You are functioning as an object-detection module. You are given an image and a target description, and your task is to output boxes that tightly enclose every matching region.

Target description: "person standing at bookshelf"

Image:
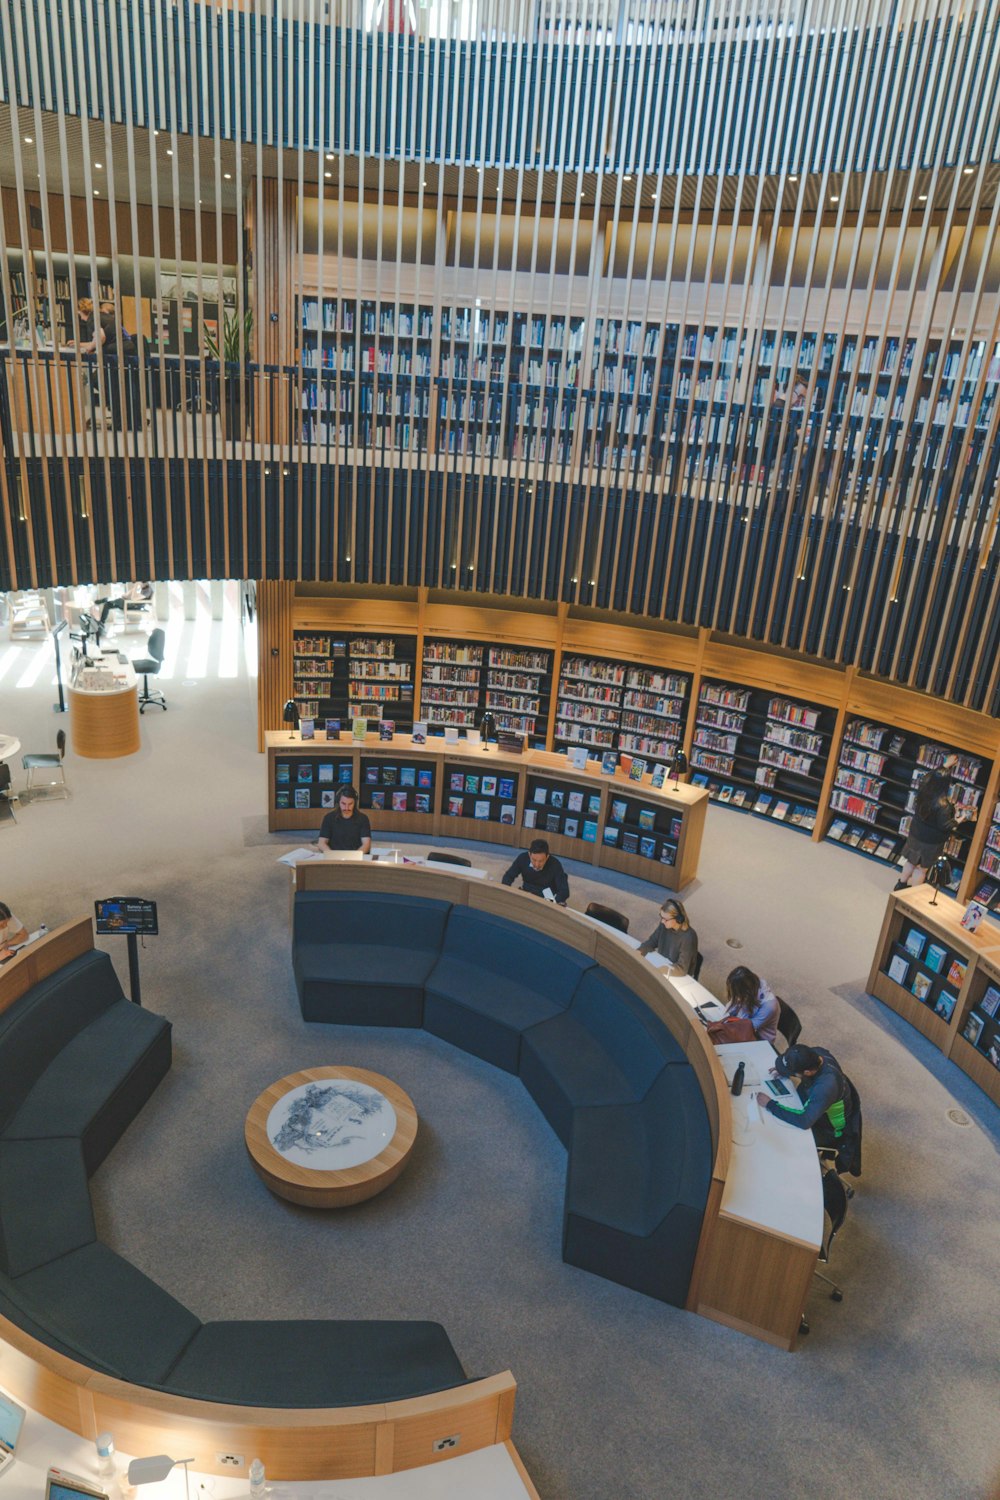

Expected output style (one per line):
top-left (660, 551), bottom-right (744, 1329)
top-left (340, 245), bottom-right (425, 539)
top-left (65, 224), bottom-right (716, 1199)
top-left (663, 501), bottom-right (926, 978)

top-left (896, 757), bottom-right (971, 891)
top-left (637, 898), bottom-right (699, 975)
top-left (501, 839), bottom-right (570, 905)
top-left (318, 785), bottom-right (372, 854)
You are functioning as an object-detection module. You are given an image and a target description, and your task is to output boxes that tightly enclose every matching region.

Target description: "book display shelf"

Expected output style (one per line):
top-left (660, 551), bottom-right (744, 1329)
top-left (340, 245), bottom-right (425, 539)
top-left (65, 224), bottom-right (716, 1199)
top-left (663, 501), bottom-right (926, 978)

top-left (619, 666), bottom-right (690, 760)
top-left (264, 733), bottom-right (708, 889)
top-left (443, 761), bottom-right (521, 844)
top-left (419, 640), bottom-right (487, 734)
top-left (291, 631), bottom-right (348, 722)
top-left (485, 647), bottom-right (552, 748)
top-left (348, 636), bottom-right (417, 734)
top-left (690, 680), bottom-right (834, 833)
top-left (868, 886), bottom-right (1000, 1106)
top-left (553, 655), bottom-right (691, 761)
top-left (523, 772), bottom-right (604, 857)
top-left (970, 796), bottom-right (1000, 916)
top-left (826, 722), bottom-right (988, 888)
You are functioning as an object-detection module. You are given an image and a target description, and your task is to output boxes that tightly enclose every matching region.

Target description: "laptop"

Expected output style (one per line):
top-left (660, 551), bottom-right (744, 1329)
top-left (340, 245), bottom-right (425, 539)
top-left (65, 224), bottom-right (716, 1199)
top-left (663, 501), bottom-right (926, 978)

top-left (319, 848), bottom-right (366, 862)
top-left (0, 1392), bottom-right (26, 1477)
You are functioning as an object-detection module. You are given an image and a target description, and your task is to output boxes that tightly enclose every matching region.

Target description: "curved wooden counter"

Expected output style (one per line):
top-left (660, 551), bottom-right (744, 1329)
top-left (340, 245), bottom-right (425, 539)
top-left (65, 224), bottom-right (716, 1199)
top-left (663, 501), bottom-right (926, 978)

top-left (69, 663), bottom-right (141, 759)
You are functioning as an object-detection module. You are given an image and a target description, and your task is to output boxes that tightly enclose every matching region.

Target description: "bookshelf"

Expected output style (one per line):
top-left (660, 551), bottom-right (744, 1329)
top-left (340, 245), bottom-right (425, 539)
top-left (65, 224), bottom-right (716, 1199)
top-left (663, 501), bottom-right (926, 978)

top-left (359, 754), bottom-right (436, 827)
top-left (291, 630), bottom-right (348, 723)
top-left (620, 666), bottom-right (690, 759)
top-left (523, 772), bottom-right (604, 857)
top-left (485, 647), bottom-right (552, 747)
top-left (600, 788), bottom-right (687, 883)
top-left (690, 680), bottom-right (834, 832)
top-left (348, 636), bottom-right (416, 734)
top-left (443, 761), bottom-right (521, 844)
top-left (272, 749), bottom-right (355, 820)
top-left (554, 656), bottom-right (625, 755)
top-left (419, 639), bottom-right (486, 734)
top-left (970, 796), bottom-right (1000, 915)
top-left (868, 886), bottom-right (1000, 1106)
top-left (826, 720), bottom-right (988, 888)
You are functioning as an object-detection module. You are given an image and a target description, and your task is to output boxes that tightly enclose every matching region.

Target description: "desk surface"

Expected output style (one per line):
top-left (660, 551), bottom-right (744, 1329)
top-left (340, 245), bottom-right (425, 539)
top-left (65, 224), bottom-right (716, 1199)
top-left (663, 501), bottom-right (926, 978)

top-left (69, 655), bottom-right (138, 695)
top-left (0, 734), bottom-right (21, 762)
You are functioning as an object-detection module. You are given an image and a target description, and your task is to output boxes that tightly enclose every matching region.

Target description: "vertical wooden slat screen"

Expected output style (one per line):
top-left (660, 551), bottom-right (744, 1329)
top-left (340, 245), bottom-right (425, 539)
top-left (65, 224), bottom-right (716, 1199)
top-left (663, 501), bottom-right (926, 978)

top-left (1, 0), bottom-right (1000, 716)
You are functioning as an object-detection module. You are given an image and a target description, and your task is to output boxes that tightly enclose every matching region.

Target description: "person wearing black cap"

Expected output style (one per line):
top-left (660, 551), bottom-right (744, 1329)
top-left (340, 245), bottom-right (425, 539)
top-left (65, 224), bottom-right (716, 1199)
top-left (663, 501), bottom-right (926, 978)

top-left (756, 1044), bottom-right (852, 1150)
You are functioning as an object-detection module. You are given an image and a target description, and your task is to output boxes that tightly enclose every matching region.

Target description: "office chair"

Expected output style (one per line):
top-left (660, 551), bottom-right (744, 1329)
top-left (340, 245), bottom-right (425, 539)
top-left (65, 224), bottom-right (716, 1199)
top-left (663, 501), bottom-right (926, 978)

top-left (692, 950), bottom-right (704, 981)
top-left (22, 730), bottom-right (69, 800)
top-left (427, 851), bottom-right (472, 867)
top-left (777, 997), bottom-right (802, 1049)
top-left (0, 762), bottom-right (17, 823)
top-left (133, 628), bottom-right (167, 711)
top-left (584, 901), bottom-right (630, 934)
top-left (818, 1075), bottom-right (863, 1185)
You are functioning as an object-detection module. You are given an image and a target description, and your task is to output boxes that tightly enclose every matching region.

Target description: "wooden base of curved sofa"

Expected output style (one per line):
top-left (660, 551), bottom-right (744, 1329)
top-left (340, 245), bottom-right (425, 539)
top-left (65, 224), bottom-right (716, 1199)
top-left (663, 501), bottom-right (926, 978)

top-left (0, 1314), bottom-right (516, 1481)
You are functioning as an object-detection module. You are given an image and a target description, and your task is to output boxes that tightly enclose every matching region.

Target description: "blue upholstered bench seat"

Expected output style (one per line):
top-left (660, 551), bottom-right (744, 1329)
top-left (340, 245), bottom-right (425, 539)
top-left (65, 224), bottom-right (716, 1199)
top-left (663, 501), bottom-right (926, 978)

top-left (520, 967), bottom-right (685, 1146)
top-left (423, 907), bottom-right (596, 1072)
top-left (562, 1067), bottom-right (713, 1306)
top-left (0, 1138), bottom-right (95, 1278)
top-left (293, 892), bottom-right (452, 1025)
top-left (163, 1320), bottom-right (467, 1408)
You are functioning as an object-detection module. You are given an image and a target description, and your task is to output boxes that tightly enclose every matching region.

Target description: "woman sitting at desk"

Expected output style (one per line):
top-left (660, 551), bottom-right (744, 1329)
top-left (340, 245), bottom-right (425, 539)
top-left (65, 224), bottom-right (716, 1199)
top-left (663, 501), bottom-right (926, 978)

top-left (317, 785), bottom-right (371, 854)
top-left (637, 898), bottom-right (698, 975)
top-left (0, 902), bottom-right (29, 961)
top-left (721, 965), bottom-right (780, 1044)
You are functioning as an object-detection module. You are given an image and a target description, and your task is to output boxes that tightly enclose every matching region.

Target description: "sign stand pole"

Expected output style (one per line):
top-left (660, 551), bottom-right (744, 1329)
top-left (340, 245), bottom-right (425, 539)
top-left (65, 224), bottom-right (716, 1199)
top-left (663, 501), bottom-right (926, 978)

top-left (126, 932), bottom-right (142, 1006)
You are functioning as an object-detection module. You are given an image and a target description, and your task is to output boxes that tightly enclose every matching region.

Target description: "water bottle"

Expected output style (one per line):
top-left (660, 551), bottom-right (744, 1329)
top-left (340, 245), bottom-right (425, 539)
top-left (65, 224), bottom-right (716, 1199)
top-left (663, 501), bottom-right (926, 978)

top-left (96, 1434), bottom-right (116, 1479)
top-left (731, 1061), bottom-right (745, 1097)
top-left (249, 1460), bottom-right (266, 1499)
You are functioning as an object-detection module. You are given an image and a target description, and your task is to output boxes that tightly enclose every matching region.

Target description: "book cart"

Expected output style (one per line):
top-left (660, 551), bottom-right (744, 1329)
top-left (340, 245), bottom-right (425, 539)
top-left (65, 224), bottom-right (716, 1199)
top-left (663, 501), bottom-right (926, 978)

top-left (867, 885), bottom-right (1000, 1106)
top-left (265, 733), bottom-right (708, 891)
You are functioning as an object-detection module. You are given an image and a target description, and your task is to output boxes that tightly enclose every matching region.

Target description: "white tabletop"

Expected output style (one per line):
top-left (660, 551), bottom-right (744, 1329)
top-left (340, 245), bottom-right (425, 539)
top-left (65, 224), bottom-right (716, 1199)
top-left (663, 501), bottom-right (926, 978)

top-left (0, 735), bottom-right (21, 763)
top-left (2, 1401), bottom-right (534, 1500)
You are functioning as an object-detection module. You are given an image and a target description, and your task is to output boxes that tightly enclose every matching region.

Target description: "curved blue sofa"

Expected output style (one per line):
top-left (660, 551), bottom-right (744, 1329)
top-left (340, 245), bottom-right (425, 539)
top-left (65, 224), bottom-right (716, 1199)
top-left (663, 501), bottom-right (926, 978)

top-left (0, 943), bottom-right (466, 1407)
top-left (293, 888), bottom-right (713, 1308)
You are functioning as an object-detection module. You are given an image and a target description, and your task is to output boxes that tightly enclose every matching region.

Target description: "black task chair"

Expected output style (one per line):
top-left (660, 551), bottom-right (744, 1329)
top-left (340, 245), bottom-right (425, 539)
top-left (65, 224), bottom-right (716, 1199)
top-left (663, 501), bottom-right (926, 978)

top-left (584, 901), bottom-right (630, 934)
top-left (426, 851), bottom-right (471, 867)
top-left (776, 997), bottom-right (802, 1049)
top-left (799, 1167), bottom-right (849, 1335)
top-left (22, 729), bottom-right (68, 800)
top-left (692, 949), bottom-right (704, 981)
top-left (818, 1076), bottom-right (863, 1183)
top-left (133, 628), bottom-right (167, 712)
top-left (0, 762), bottom-right (18, 823)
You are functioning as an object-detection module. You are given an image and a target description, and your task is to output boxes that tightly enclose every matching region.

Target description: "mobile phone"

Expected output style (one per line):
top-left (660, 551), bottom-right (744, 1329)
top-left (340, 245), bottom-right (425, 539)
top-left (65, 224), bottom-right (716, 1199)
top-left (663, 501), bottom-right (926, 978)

top-left (765, 1077), bottom-right (791, 1097)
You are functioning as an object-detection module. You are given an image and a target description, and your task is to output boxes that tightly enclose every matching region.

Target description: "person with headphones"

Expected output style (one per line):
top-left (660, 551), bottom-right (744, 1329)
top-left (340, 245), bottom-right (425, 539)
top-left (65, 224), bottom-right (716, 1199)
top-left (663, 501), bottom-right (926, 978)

top-left (637, 898), bottom-right (699, 975)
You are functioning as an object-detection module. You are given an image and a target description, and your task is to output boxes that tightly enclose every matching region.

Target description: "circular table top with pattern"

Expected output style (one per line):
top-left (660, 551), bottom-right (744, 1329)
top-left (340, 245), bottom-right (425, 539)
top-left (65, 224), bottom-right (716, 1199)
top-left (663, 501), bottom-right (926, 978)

top-left (244, 1066), bottom-right (418, 1208)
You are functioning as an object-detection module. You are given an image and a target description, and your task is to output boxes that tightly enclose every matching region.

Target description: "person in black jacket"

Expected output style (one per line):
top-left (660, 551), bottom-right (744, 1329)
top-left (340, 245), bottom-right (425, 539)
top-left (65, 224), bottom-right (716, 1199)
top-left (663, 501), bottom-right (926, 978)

top-left (895, 758), bottom-right (972, 890)
top-left (501, 839), bottom-right (569, 905)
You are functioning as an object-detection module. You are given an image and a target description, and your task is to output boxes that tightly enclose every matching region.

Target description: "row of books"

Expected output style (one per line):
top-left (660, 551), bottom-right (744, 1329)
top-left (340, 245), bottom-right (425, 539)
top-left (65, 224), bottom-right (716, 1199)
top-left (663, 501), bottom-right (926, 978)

top-left (364, 790), bottom-right (433, 813)
top-left (277, 787), bottom-right (353, 809)
top-left (961, 984), bottom-right (1000, 1071)
top-left (363, 764), bottom-right (435, 788)
top-left (445, 797), bottom-right (516, 822)
top-left (691, 773), bottom-right (818, 827)
top-left (827, 818), bottom-right (900, 861)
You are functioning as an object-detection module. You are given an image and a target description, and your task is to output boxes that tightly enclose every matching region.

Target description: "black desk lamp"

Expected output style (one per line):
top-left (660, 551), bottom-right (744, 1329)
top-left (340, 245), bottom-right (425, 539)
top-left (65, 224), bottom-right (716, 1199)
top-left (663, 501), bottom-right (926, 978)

top-left (283, 698), bottom-right (299, 739)
top-left (479, 709), bottom-right (498, 750)
top-left (669, 747), bottom-right (688, 784)
top-left (927, 855), bottom-right (952, 906)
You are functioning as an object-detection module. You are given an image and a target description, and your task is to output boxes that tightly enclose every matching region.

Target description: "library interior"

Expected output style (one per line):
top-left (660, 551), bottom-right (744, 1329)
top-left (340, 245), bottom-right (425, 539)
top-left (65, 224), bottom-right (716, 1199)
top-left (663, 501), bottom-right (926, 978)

top-left (1, 1), bottom-right (1000, 1497)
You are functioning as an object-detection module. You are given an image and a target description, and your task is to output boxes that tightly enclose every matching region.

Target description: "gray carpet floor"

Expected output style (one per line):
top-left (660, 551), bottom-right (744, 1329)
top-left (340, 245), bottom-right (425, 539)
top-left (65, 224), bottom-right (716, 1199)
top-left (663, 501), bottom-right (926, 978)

top-left (4, 597), bottom-right (999, 1500)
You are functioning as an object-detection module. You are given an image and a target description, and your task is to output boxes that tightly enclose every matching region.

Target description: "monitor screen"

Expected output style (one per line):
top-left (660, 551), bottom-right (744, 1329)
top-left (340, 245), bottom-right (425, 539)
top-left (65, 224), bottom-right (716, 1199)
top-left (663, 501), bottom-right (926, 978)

top-left (94, 898), bottom-right (158, 936)
top-left (0, 1393), bottom-right (25, 1458)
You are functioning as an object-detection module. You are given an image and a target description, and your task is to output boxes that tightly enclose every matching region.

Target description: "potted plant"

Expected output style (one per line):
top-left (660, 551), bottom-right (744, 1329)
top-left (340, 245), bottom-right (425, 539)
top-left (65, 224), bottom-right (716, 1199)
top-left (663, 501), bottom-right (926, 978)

top-left (204, 307), bottom-right (254, 436)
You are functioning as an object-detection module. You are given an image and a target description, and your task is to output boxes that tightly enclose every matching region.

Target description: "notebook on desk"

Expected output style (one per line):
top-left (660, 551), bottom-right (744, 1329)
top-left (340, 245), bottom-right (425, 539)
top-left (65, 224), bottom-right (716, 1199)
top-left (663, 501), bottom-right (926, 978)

top-left (0, 1391), bottom-right (26, 1477)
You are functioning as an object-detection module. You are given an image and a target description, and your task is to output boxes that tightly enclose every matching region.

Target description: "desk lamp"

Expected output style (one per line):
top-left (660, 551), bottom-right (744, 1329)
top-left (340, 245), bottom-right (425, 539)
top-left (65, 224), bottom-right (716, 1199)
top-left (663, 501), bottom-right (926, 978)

top-left (927, 855), bottom-right (952, 906)
top-left (669, 747), bottom-right (688, 784)
top-left (283, 699), bottom-right (299, 739)
top-left (127, 1456), bottom-right (195, 1500)
top-left (479, 709), bottom-right (498, 751)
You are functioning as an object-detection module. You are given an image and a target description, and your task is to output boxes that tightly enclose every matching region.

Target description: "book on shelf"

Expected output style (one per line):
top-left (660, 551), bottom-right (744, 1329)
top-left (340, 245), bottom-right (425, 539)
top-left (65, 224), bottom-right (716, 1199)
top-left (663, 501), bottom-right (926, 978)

top-left (844, 828), bottom-right (863, 847)
top-left (602, 825), bottom-right (619, 845)
top-left (563, 817), bottom-right (579, 838)
top-left (568, 790), bottom-right (584, 813)
top-left (382, 766), bottom-right (398, 786)
top-left (400, 767), bottom-right (416, 787)
top-left (474, 800), bottom-right (491, 820)
top-left (499, 778), bottom-right (515, 799)
top-left (911, 972), bottom-right (933, 1003)
top-left (500, 803), bottom-right (516, 825)
top-left (523, 808), bottom-right (537, 828)
top-left (924, 943), bottom-right (948, 974)
top-left (980, 985), bottom-right (1000, 1019)
top-left (567, 746), bottom-right (589, 770)
top-left (379, 720), bottom-right (395, 740)
top-left (858, 832), bottom-right (879, 854)
top-left (352, 717), bottom-right (368, 742)
top-left (659, 843), bottom-right (677, 865)
top-left (337, 764), bottom-right (353, 783)
top-left (533, 785), bottom-right (548, 805)
top-left (753, 792), bottom-right (772, 813)
top-left (276, 764), bottom-right (290, 785)
top-left (370, 790), bottom-right (386, 810)
top-left (934, 989), bottom-right (958, 1022)
top-left (875, 837), bottom-right (898, 860)
top-left (411, 720), bottom-right (427, 745)
top-left (639, 836), bottom-right (656, 858)
top-left (449, 772), bottom-right (465, 791)
top-left (947, 957), bottom-right (968, 986)
top-left (391, 791), bottom-right (408, 812)
top-left (628, 757), bottom-right (647, 782)
top-left (294, 788), bottom-right (311, 808)
top-left (320, 789), bottom-right (337, 808)
top-left (497, 730), bottom-right (525, 755)
top-left (582, 820), bottom-right (598, 842)
top-left (962, 1011), bottom-right (985, 1046)
top-left (588, 794), bottom-right (601, 815)
top-left (447, 796), bottom-right (464, 816)
top-left (651, 763), bottom-right (667, 788)
top-left (300, 719), bottom-right (315, 741)
top-left (638, 808), bottom-right (656, 831)
top-left (601, 751), bottom-right (618, 775)
top-left (482, 775), bottom-right (498, 796)
top-left (771, 800), bottom-right (790, 821)
top-left (621, 831), bottom-right (639, 854)
top-left (551, 789), bottom-right (566, 810)
top-left (444, 727), bottom-right (460, 744)
top-left (316, 763), bottom-right (334, 785)
top-left (364, 765), bottom-right (379, 785)
top-left (297, 764), bottom-right (314, 784)
top-left (275, 791), bottom-right (290, 809)
top-left (718, 785), bottom-right (734, 804)
top-left (904, 928), bottom-right (926, 959)
top-left (545, 813), bottom-right (561, 833)
top-left (418, 769), bottom-right (433, 789)
top-left (415, 792), bottom-right (431, 814)
top-left (465, 774), bottom-right (480, 794)
top-left (887, 954), bottom-right (910, 985)
top-left (960, 900), bottom-right (988, 933)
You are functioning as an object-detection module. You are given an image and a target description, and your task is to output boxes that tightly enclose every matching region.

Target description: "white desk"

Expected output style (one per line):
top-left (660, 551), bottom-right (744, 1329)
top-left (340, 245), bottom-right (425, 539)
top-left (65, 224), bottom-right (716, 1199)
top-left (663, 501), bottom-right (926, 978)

top-left (0, 1402), bottom-right (536, 1500)
top-left (0, 734), bottom-right (21, 763)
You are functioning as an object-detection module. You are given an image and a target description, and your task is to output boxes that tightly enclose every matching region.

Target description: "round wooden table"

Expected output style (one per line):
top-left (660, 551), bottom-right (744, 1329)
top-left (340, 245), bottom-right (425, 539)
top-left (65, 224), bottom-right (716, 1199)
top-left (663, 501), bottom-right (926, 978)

top-left (244, 1066), bottom-right (418, 1208)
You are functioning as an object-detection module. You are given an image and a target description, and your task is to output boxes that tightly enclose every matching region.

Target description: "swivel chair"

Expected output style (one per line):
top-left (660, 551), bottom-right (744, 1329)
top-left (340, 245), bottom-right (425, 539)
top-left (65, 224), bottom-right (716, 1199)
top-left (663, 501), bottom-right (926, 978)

top-left (427, 851), bottom-right (472, 867)
top-left (692, 950), bottom-right (704, 981)
top-left (0, 762), bottom-right (17, 823)
top-left (777, 997), bottom-right (802, 1049)
top-left (799, 1167), bottom-right (849, 1334)
top-left (584, 901), bottom-right (629, 934)
top-left (133, 628), bottom-right (167, 712)
top-left (22, 729), bottom-right (68, 800)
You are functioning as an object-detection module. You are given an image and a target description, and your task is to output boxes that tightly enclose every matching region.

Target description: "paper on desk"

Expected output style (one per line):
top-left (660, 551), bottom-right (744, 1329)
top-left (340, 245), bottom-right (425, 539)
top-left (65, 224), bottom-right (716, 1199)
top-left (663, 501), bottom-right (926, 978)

top-left (276, 847), bottom-right (321, 867)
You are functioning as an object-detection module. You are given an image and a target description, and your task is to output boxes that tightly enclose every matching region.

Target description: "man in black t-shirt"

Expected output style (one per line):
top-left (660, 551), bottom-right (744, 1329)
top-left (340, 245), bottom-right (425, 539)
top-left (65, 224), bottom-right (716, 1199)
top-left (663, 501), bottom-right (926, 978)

top-left (318, 785), bottom-right (372, 853)
top-left (501, 839), bottom-right (570, 905)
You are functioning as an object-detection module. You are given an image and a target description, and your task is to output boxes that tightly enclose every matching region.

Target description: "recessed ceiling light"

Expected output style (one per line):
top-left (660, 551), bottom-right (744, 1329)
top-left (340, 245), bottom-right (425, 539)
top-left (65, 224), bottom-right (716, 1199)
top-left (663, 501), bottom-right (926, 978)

top-left (154, 130), bottom-right (159, 136)
top-left (93, 189), bottom-right (99, 196)
top-left (224, 172), bottom-right (231, 180)
top-left (166, 148), bottom-right (173, 156)
top-left (24, 136), bottom-right (32, 144)
top-left (325, 152), bottom-right (334, 161)
top-left (963, 165), bottom-right (974, 175)
top-left (95, 162), bottom-right (103, 169)
top-left (788, 174), bottom-right (798, 182)
top-left (422, 179), bottom-right (427, 187)
top-left (919, 192), bottom-right (927, 201)
top-left (830, 194), bottom-right (839, 202)
top-left (623, 175), bottom-right (631, 182)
